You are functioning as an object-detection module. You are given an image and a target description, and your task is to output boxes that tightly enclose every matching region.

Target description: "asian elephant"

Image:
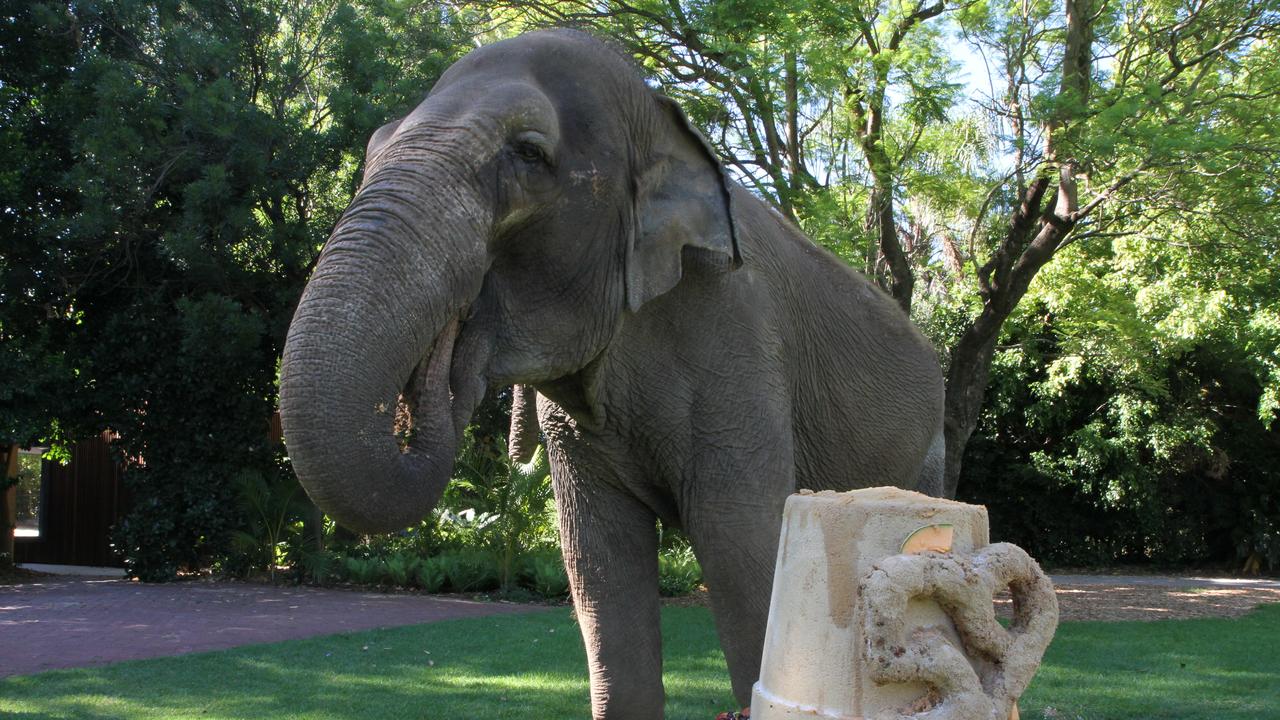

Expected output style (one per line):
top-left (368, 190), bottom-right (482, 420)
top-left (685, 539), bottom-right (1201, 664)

top-left (279, 29), bottom-right (944, 720)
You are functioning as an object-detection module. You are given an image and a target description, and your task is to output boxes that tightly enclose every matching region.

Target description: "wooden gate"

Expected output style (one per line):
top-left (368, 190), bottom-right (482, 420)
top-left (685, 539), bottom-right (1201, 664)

top-left (14, 433), bottom-right (128, 568)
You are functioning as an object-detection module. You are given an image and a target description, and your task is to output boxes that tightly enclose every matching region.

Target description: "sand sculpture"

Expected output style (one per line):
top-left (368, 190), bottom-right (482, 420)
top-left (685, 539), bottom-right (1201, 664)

top-left (752, 487), bottom-right (1058, 720)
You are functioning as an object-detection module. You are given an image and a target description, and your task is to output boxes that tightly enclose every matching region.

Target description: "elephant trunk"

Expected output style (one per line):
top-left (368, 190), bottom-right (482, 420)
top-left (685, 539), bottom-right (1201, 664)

top-left (279, 167), bottom-right (491, 534)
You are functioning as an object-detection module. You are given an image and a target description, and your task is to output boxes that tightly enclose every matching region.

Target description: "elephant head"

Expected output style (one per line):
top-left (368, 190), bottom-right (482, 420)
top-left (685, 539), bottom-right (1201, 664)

top-left (278, 30), bottom-right (739, 533)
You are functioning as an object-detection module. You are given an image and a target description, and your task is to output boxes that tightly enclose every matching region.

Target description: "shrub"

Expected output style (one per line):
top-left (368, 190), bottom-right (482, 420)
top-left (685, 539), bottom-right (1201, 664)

top-left (358, 521), bottom-right (440, 560)
top-left (108, 296), bottom-right (282, 582)
top-left (416, 557), bottom-right (448, 593)
top-left (293, 548), bottom-right (339, 585)
top-left (437, 549), bottom-right (500, 592)
top-left (226, 461), bottom-right (305, 580)
top-left (384, 553), bottom-right (421, 588)
top-left (442, 423), bottom-right (559, 591)
top-left (434, 507), bottom-right (499, 549)
top-left (526, 551), bottom-right (570, 598)
top-left (959, 319), bottom-right (1280, 571)
top-left (343, 556), bottom-right (385, 585)
top-left (658, 545), bottom-right (703, 597)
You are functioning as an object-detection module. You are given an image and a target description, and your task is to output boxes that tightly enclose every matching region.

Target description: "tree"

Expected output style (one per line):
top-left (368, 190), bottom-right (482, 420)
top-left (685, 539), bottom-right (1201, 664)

top-left (939, 0), bottom-right (1280, 496)
top-left (956, 100), bottom-right (1280, 567)
top-left (0, 0), bottom-right (466, 578)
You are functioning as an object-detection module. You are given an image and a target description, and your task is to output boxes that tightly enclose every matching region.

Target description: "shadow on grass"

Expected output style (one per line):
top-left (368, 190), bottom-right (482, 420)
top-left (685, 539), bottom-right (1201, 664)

top-left (0, 606), bottom-right (735, 720)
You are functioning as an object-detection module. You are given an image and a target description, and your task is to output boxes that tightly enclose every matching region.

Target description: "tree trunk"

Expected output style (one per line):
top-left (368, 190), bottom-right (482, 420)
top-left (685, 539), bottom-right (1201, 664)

top-left (941, 320), bottom-right (1002, 498)
top-left (1, 445), bottom-right (18, 561)
top-left (868, 171), bottom-right (912, 313)
top-left (854, 93), bottom-right (912, 314)
top-left (941, 177), bottom-right (1071, 497)
top-left (942, 0), bottom-right (1095, 497)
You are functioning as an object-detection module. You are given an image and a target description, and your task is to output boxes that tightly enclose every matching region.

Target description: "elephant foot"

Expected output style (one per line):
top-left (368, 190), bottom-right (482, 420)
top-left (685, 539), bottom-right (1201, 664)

top-left (714, 707), bottom-right (750, 720)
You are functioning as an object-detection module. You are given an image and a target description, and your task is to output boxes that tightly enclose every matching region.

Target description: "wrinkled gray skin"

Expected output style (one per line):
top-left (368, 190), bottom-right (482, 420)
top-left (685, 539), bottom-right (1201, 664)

top-left (279, 29), bottom-right (944, 719)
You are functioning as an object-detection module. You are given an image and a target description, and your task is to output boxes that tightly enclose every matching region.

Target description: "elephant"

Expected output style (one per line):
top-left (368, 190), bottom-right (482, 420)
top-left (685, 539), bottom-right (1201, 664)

top-left (278, 29), bottom-right (944, 719)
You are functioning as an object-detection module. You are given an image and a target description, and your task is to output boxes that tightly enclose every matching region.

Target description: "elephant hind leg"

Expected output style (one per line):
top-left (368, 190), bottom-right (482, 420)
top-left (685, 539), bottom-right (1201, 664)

top-left (915, 428), bottom-right (945, 497)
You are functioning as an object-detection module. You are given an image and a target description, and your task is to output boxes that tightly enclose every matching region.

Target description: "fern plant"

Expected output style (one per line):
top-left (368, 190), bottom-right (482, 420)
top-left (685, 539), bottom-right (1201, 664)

top-left (658, 545), bottom-right (703, 597)
top-left (343, 556), bottom-right (385, 585)
top-left (437, 549), bottom-right (500, 592)
top-left (229, 464), bottom-right (302, 580)
top-left (384, 552), bottom-right (421, 587)
top-left (529, 552), bottom-right (570, 597)
top-left (416, 556), bottom-right (448, 592)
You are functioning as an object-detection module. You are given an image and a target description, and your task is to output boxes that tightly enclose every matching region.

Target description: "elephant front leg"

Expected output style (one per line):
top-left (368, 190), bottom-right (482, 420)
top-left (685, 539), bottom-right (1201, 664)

top-left (552, 468), bottom-right (664, 719)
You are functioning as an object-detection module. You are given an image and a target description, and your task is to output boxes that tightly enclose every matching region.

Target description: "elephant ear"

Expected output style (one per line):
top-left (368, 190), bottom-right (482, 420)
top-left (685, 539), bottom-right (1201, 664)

top-left (626, 95), bottom-right (741, 312)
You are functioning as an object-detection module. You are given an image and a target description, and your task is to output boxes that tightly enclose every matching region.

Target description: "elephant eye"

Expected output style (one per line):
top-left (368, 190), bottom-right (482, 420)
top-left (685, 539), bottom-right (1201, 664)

top-left (512, 141), bottom-right (548, 165)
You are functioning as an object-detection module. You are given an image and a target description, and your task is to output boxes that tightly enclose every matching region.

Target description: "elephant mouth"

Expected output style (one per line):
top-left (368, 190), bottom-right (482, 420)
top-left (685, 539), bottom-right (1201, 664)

top-left (398, 315), bottom-right (462, 450)
top-left (397, 303), bottom-right (490, 453)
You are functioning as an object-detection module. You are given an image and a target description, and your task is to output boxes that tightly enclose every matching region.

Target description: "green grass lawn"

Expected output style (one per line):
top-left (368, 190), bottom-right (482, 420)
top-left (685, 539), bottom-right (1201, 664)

top-left (2, 604), bottom-right (1277, 719)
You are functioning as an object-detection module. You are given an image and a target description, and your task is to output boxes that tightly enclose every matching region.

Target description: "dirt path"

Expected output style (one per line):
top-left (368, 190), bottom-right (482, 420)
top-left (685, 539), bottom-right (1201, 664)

top-left (0, 577), bottom-right (540, 678)
top-left (664, 574), bottom-right (1280, 623)
top-left (1030, 574), bottom-right (1280, 622)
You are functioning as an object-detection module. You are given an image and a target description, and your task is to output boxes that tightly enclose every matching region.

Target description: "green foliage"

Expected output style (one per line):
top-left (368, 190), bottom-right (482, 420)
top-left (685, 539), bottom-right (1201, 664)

top-left (292, 548), bottom-right (340, 585)
top-left (342, 556), bottom-right (385, 585)
top-left (383, 552), bottom-right (421, 587)
top-left (226, 454), bottom-right (305, 579)
top-left (440, 408), bottom-right (559, 591)
top-left (434, 507), bottom-right (501, 549)
top-left (492, 446), bottom-right (557, 590)
top-left (525, 551), bottom-right (571, 598)
top-left (415, 556), bottom-right (449, 593)
top-left (107, 294), bottom-right (281, 580)
top-left (436, 549), bottom-right (501, 592)
top-left (323, 547), bottom-right (540, 595)
top-left (961, 212), bottom-right (1280, 568)
top-left (658, 544), bottom-right (704, 597)
top-left (319, 539), bottom-right (706, 600)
